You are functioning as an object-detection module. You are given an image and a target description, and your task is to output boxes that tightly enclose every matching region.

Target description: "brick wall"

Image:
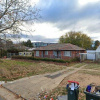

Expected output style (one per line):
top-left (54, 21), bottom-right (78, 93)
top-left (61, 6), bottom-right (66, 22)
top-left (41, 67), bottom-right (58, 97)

top-left (34, 50), bottom-right (86, 60)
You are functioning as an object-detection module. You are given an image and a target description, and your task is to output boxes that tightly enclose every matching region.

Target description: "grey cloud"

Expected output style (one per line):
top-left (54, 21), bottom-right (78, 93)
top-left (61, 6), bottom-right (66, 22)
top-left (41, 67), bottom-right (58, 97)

top-left (91, 36), bottom-right (98, 40)
top-left (91, 36), bottom-right (100, 41)
top-left (21, 34), bottom-right (58, 43)
top-left (37, 0), bottom-right (78, 23)
top-left (36, 0), bottom-right (100, 32)
top-left (87, 22), bottom-right (100, 33)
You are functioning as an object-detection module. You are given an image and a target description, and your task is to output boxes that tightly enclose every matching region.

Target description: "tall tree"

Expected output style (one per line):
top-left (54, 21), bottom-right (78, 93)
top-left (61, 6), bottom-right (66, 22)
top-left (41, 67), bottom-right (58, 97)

top-left (59, 31), bottom-right (92, 49)
top-left (0, 38), bottom-right (13, 50)
top-left (94, 40), bottom-right (100, 49)
top-left (0, 0), bottom-right (40, 37)
top-left (22, 39), bottom-right (33, 47)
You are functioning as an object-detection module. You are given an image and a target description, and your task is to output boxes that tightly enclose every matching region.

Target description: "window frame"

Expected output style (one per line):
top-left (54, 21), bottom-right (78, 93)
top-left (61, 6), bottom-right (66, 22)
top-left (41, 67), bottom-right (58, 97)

top-left (45, 51), bottom-right (48, 55)
top-left (64, 51), bottom-right (71, 57)
top-left (36, 51), bottom-right (39, 56)
top-left (53, 51), bottom-right (57, 56)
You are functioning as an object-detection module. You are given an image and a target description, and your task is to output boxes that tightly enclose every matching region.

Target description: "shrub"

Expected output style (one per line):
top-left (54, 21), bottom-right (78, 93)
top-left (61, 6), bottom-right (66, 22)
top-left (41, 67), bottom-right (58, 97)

top-left (70, 57), bottom-right (80, 62)
top-left (0, 49), bottom-right (7, 58)
top-left (66, 60), bottom-right (71, 63)
top-left (12, 56), bottom-right (34, 60)
top-left (12, 56), bottom-right (67, 63)
top-left (12, 56), bottom-right (80, 63)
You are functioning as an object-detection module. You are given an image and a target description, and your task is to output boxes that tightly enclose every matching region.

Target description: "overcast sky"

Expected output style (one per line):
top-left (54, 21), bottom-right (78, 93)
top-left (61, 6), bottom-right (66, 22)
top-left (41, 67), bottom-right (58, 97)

top-left (21, 0), bottom-right (100, 43)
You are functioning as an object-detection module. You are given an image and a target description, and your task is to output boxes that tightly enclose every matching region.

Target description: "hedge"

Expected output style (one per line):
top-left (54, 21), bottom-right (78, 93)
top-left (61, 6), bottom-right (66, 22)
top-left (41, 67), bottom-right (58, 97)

top-left (12, 56), bottom-right (79, 63)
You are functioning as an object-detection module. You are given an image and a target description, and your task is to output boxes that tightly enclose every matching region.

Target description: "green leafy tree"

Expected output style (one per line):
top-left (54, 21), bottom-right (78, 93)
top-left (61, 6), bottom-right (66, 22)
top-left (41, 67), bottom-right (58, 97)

top-left (59, 31), bottom-right (92, 49)
top-left (7, 48), bottom-right (20, 53)
top-left (94, 40), bottom-right (100, 49)
top-left (22, 39), bottom-right (33, 47)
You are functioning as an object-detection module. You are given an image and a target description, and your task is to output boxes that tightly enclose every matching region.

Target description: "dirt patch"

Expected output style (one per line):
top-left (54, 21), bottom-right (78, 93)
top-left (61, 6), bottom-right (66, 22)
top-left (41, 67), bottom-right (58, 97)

top-left (60, 72), bottom-right (100, 88)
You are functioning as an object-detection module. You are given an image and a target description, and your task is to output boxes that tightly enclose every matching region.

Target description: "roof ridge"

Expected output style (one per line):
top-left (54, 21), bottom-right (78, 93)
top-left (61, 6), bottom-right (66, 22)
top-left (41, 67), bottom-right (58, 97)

top-left (34, 43), bottom-right (85, 51)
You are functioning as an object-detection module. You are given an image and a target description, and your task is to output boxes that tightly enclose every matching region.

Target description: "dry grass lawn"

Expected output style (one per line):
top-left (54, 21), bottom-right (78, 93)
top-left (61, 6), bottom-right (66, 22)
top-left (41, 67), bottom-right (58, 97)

top-left (0, 59), bottom-right (67, 81)
top-left (84, 63), bottom-right (100, 70)
top-left (0, 59), bottom-right (91, 100)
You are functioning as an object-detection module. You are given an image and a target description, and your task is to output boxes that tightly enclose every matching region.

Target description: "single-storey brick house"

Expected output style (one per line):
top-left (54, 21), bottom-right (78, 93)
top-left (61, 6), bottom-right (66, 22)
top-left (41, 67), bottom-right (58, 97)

top-left (34, 43), bottom-right (86, 60)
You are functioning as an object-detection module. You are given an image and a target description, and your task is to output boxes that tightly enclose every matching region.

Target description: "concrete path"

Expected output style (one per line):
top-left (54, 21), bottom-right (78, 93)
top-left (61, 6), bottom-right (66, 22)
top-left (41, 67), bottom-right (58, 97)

top-left (2, 64), bottom-right (87, 100)
top-left (0, 96), bottom-right (5, 100)
top-left (0, 87), bottom-right (21, 100)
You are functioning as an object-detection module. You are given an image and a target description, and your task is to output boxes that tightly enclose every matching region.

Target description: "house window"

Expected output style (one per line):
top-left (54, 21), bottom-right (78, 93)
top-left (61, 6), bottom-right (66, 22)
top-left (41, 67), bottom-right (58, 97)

top-left (64, 51), bottom-right (71, 57)
top-left (36, 51), bottom-right (39, 56)
top-left (53, 51), bottom-right (57, 56)
top-left (45, 51), bottom-right (48, 55)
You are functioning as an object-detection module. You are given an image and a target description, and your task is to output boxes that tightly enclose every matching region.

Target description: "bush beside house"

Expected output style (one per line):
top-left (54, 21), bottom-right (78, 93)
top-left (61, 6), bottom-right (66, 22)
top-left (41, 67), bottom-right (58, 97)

top-left (12, 55), bottom-right (80, 63)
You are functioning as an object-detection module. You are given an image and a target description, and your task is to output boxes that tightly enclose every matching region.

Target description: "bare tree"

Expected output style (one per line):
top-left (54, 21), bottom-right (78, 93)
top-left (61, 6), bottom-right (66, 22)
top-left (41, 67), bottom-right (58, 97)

top-left (0, 0), bottom-right (40, 36)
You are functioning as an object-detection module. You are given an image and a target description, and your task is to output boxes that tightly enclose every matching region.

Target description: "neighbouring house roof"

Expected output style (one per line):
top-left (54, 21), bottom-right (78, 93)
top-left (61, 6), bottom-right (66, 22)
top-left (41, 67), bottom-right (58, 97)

top-left (34, 43), bottom-right (85, 51)
top-left (28, 48), bottom-right (36, 51)
top-left (96, 46), bottom-right (100, 52)
top-left (14, 44), bottom-right (29, 50)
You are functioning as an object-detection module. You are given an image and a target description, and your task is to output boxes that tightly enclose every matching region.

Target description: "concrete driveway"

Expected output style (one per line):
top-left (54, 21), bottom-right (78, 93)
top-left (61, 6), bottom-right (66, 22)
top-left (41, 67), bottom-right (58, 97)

top-left (2, 64), bottom-right (86, 100)
top-left (0, 96), bottom-right (5, 100)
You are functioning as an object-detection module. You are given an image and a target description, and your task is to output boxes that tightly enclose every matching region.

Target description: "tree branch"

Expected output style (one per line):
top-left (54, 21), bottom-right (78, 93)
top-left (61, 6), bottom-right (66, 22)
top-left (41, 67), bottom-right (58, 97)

top-left (0, 1), bottom-right (13, 19)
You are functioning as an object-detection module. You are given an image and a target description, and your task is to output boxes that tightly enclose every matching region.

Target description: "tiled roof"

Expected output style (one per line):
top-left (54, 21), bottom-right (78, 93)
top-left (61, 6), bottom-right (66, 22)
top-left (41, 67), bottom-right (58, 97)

top-left (34, 43), bottom-right (85, 51)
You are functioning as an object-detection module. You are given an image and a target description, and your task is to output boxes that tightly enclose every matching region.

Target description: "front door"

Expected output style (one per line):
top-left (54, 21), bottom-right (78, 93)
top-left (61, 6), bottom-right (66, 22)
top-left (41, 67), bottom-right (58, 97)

top-left (41, 51), bottom-right (44, 57)
top-left (57, 51), bottom-right (61, 58)
top-left (53, 51), bottom-right (61, 58)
